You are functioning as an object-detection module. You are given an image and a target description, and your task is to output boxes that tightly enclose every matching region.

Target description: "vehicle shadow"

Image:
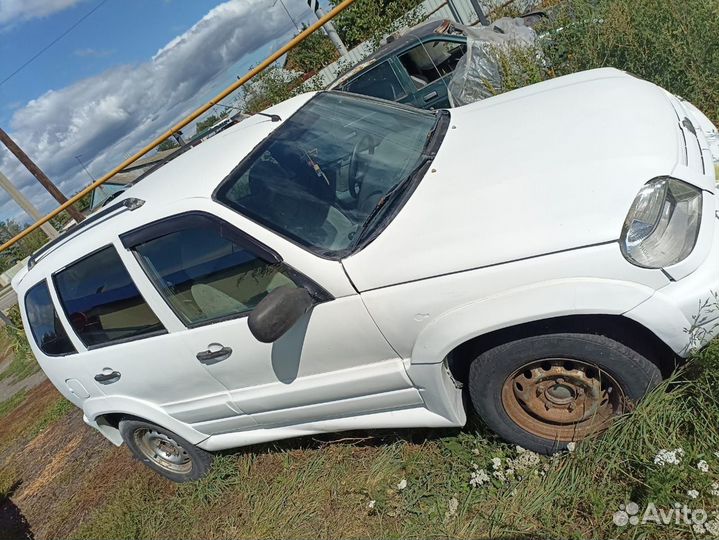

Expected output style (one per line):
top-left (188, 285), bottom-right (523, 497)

top-left (0, 481), bottom-right (34, 540)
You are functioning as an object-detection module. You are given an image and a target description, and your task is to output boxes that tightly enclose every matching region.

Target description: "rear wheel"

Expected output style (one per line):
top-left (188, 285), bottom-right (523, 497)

top-left (468, 333), bottom-right (661, 454)
top-left (119, 418), bottom-right (213, 482)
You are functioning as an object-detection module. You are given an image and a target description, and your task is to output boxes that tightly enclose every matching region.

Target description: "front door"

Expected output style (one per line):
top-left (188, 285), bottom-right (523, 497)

top-left (122, 211), bottom-right (420, 434)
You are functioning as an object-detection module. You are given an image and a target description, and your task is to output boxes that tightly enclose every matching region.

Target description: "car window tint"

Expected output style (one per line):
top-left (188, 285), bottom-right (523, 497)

top-left (24, 280), bottom-right (77, 356)
top-left (132, 220), bottom-right (297, 326)
top-left (398, 40), bottom-right (466, 88)
top-left (54, 246), bottom-right (165, 348)
top-left (344, 61), bottom-right (406, 101)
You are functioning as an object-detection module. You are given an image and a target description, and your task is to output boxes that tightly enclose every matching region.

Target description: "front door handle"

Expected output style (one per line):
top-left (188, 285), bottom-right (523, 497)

top-left (423, 91), bottom-right (438, 101)
top-left (94, 370), bottom-right (121, 384)
top-left (196, 344), bottom-right (233, 365)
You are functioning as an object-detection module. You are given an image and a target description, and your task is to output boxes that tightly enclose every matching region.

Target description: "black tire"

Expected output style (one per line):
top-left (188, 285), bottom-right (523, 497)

top-left (119, 418), bottom-right (213, 482)
top-left (468, 333), bottom-right (662, 454)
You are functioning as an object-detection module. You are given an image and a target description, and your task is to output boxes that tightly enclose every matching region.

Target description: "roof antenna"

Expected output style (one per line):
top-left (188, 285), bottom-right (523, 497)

top-left (255, 112), bottom-right (281, 122)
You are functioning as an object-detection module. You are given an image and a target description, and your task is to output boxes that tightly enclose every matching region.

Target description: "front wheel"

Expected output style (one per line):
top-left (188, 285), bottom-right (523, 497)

top-left (119, 418), bottom-right (213, 482)
top-left (468, 333), bottom-right (662, 454)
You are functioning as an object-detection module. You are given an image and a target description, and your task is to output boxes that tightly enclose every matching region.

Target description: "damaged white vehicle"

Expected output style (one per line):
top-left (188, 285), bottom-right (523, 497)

top-left (14, 68), bottom-right (719, 482)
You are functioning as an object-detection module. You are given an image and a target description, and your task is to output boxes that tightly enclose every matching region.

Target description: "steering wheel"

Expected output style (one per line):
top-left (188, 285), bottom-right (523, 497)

top-left (348, 134), bottom-right (377, 199)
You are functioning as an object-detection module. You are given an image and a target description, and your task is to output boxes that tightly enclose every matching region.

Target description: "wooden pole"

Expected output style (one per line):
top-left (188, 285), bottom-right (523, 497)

top-left (0, 128), bottom-right (85, 223)
top-left (0, 171), bottom-right (59, 239)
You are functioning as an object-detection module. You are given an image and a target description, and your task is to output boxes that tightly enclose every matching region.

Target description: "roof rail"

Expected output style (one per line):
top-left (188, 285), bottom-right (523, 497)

top-left (27, 197), bottom-right (145, 270)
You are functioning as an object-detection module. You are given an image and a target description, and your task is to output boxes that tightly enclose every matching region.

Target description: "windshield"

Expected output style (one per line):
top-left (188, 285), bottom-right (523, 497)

top-left (214, 92), bottom-right (441, 257)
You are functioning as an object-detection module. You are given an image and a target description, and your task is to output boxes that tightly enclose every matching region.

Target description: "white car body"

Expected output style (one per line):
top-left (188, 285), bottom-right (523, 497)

top-left (12, 68), bottom-right (719, 453)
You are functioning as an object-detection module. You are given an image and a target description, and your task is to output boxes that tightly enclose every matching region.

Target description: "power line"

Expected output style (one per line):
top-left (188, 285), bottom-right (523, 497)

top-left (0, 0), bottom-right (111, 88)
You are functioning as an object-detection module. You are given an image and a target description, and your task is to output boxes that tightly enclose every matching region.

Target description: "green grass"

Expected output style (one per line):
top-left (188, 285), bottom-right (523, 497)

top-left (0, 390), bottom-right (26, 419)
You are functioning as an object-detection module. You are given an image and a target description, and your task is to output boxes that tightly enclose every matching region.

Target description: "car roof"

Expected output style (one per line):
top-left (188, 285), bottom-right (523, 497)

top-left (363, 19), bottom-right (461, 63)
top-left (14, 92), bottom-right (317, 290)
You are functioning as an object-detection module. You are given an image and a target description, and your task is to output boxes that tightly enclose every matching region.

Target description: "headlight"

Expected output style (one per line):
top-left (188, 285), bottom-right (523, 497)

top-left (621, 177), bottom-right (702, 268)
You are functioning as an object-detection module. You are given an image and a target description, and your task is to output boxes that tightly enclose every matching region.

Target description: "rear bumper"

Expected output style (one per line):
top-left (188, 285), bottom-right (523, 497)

top-left (625, 211), bottom-right (719, 356)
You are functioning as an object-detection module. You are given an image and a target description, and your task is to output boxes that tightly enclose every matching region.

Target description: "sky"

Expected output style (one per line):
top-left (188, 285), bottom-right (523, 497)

top-left (0, 0), bottom-right (322, 223)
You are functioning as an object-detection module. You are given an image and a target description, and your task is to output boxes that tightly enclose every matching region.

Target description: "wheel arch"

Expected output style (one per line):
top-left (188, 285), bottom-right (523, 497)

top-left (446, 314), bottom-right (679, 384)
top-left (84, 397), bottom-right (210, 447)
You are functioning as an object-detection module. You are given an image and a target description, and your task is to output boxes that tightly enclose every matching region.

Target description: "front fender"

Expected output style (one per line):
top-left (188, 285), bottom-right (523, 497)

top-left (83, 396), bottom-right (210, 446)
top-left (411, 278), bottom-right (656, 365)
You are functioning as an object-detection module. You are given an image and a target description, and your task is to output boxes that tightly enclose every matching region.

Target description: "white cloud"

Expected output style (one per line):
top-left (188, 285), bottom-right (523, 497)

top-left (0, 0), bottom-right (84, 25)
top-left (0, 0), bottom-right (303, 223)
top-left (73, 47), bottom-right (114, 58)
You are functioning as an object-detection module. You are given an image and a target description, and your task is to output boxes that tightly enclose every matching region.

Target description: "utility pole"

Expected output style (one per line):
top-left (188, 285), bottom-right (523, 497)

top-left (306, 0), bottom-right (349, 56)
top-left (0, 128), bottom-right (85, 223)
top-left (0, 171), bottom-right (59, 239)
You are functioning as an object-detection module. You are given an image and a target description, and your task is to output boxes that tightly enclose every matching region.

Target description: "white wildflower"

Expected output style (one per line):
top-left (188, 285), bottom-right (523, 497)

top-left (368, 500), bottom-right (376, 509)
top-left (688, 489), bottom-right (699, 499)
top-left (446, 497), bottom-right (459, 519)
top-left (693, 522), bottom-right (706, 535)
top-left (397, 478), bottom-right (407, 490)
top-left (697, 460), bottom-right (710, 473)
top-left (469, 468), bottom-right (490, 488)
top-left (492, 469), bottom-right (506, 482)
top-left (472, 448), bottom-right (480, 455)
top-left (566, 442), bottom-right (576, 453)
top-left (705, 519), bottom-right (719, 536)
top-left (510, 488), bottom-right (517, 497)
top-left (714, 451), bottom-right (719, 459)
top-left (653, 448), bottom-right (685, 466)
top-left (491, 457), bottom-right (502, 470)
top-left (710, 481), bottom-right (719, 497)
top-left (515, 445), bottom-right (527, 454)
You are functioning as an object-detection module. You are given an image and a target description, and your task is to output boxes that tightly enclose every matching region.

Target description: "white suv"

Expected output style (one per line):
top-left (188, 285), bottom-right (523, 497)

top-left (13, 68), bottom-right (719, 482)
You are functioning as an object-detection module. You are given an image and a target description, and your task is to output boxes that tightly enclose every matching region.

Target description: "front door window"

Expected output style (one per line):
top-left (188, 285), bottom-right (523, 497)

top-left (125, 212), bottom-right (298, 327)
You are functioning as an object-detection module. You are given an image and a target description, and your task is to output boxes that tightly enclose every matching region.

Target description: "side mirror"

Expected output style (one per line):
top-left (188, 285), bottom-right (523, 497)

top-left (248, 286), bottom-right (314, 343)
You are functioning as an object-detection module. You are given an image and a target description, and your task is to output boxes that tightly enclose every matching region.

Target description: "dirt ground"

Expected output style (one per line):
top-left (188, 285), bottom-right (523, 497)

top-left (0, 380), bottom-right (145, 539)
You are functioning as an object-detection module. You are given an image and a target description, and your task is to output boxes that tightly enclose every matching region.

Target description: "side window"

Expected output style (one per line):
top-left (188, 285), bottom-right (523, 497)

top-left (343, 61), bottom-right (406, 101)
top-left (54, 246), bottom-right (166, 348)
top-left (128, 214), bottom-right (298, 327)
top-left (24, 280), bottom-right (77, 356)
top-left (398, 40), bottom-right (467, 88)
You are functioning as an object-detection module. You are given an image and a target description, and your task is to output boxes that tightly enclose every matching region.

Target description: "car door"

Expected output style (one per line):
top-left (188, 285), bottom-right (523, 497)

top-left (396, 38), bottom-right (467, 109)
top-left (122, 210), bottom-right (422, 433)
top-left (49, 243), bottom-right (240, 432)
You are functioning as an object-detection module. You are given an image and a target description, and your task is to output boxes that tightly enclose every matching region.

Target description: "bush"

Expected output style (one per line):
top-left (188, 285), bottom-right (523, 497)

top-left (541, 0), bottom-right (719, 124)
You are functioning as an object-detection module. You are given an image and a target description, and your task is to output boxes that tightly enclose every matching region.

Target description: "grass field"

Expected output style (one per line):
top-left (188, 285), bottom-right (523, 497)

top-left (2, 340), bottom-right (719, 538)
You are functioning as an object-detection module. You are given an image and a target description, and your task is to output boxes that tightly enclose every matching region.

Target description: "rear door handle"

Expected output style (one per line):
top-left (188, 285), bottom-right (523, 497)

top-left (94, 370), bottom-right (121, 384)
top-left (423, 91), bottom-right (438, 101)
top-left (196, 344), bottom-right (233, 365)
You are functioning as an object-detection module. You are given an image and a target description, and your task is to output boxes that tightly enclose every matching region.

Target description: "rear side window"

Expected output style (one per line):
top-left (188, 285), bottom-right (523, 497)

top-left (24, 280), bottom-right (77, 356)
top-left (343, 61), bottom-right (406, 101)
top-left (54, 245), bottom-right (165, 348)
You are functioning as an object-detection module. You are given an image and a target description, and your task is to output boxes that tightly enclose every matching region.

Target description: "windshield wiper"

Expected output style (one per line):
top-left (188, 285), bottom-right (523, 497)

top-left (353, 155), bottom-right (431, 246)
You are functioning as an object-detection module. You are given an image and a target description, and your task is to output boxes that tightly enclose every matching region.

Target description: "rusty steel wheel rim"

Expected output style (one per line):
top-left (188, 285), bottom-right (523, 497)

top-left (500, 358), bottom-right (626, 442)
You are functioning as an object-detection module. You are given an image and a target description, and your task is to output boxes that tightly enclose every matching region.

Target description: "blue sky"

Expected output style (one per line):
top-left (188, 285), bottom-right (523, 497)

top-left (0, 0), bottom-right (320, 222)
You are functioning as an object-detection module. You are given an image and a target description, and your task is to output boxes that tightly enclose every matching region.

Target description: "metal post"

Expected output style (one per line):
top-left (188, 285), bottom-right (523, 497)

top-left (0, 129), bottom-right (85, 223)
top-left (0, 171), bottom-right (59, 239)
top-left (308, 1), bottom-right (349, 56)
top-left (468, 0), bottom-right (490, 25)
top-left (446, 0), bottom-right (464, 24)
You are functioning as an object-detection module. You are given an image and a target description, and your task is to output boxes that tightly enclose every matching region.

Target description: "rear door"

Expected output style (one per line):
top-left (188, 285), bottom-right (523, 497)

top-left (49, 243), bottom-right (242, 432)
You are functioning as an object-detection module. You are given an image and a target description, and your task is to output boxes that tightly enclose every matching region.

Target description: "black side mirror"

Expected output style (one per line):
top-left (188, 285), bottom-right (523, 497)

top-left (248, 286), bottom-right (314, 343)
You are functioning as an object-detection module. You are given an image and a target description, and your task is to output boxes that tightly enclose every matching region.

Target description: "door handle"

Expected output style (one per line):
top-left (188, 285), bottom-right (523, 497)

top-left (196, 345), bottom-right (233, 365)
top-left (423, 91), bottom-right (438, 101)
top-left (94, 370), bottom-right (121, 384)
